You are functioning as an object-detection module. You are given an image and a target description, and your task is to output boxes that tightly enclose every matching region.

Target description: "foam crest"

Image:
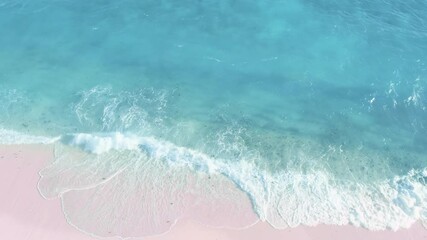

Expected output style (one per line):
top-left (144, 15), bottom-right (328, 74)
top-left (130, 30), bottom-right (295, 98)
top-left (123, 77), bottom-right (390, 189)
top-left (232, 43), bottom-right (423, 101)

top-left (62, 133), bottom-right (141, 154)
top-left (62, 132), bottom-right (225, 174)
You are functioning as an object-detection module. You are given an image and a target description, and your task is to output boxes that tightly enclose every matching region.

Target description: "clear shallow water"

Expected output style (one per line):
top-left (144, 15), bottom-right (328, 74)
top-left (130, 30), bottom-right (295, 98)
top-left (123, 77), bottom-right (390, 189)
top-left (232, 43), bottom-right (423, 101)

top-left (1, 0), bottom-right (427, 237)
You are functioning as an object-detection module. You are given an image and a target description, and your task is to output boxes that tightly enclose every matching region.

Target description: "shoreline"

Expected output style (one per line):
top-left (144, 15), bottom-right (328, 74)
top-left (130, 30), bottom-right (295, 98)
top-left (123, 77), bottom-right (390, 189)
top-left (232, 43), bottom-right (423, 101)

top-left (1, 144), bottom-right (426, 240)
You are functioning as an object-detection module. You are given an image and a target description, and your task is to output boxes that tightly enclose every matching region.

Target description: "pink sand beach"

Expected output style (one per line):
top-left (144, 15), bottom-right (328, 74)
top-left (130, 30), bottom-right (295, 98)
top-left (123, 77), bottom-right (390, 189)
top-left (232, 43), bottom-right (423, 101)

top-left (1, 144), bottom-right (426, 240)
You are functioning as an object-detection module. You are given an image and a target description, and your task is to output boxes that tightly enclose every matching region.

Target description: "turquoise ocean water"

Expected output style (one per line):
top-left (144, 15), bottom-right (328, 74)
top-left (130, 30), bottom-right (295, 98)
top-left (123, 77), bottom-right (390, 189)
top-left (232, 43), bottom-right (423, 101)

top-left (1, 0), bottom-right (427, 237)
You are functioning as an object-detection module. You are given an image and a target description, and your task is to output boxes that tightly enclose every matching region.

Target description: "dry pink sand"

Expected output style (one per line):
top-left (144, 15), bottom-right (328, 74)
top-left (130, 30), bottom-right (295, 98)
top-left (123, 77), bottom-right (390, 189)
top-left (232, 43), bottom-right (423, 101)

top-left (1, 144), bottom-right (426, 240)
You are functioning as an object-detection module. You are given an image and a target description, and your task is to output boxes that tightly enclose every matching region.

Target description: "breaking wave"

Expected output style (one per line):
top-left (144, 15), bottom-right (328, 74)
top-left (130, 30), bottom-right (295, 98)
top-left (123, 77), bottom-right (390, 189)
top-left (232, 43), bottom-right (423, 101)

top-left (1, 130), bottom-right (421, 237)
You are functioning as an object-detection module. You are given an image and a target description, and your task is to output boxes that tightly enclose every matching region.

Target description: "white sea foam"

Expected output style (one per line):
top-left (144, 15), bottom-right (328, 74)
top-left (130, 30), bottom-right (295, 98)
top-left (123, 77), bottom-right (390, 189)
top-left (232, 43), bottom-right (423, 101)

top-left (73, 86), bottom-right (168, 132)
top-left (1, 128), bottom-right (426, 231)
top-left (0, 128), bottom-right (58, 145)
top-left (0, 88), bottom-right (28, 116)
top-left (57, 132), bottom-right (427, 231)
top-left (62, 133), bottom-right (142, 154)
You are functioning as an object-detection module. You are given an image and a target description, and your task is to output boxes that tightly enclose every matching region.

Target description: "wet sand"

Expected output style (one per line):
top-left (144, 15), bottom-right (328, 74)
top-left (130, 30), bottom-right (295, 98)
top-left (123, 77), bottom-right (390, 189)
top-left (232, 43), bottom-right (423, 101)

top-left (1, 144), bottom-right (426, 240)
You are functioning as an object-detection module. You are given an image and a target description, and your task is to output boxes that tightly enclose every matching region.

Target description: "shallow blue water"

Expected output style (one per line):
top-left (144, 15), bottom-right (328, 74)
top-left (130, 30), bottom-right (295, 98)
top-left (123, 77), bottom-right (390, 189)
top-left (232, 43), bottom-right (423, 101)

top-left (1, 0), bottom-right (427, 234)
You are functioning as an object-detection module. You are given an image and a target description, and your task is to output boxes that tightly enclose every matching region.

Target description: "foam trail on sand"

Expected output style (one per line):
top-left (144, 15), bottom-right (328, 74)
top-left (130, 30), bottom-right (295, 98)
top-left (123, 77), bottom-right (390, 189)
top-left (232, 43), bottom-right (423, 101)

top-left (1, 127), bottom-right (427, 236)
top-left (35, 132), bottom-right (427, 238)
top-left (38, 139), bottom-right (258, 238)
